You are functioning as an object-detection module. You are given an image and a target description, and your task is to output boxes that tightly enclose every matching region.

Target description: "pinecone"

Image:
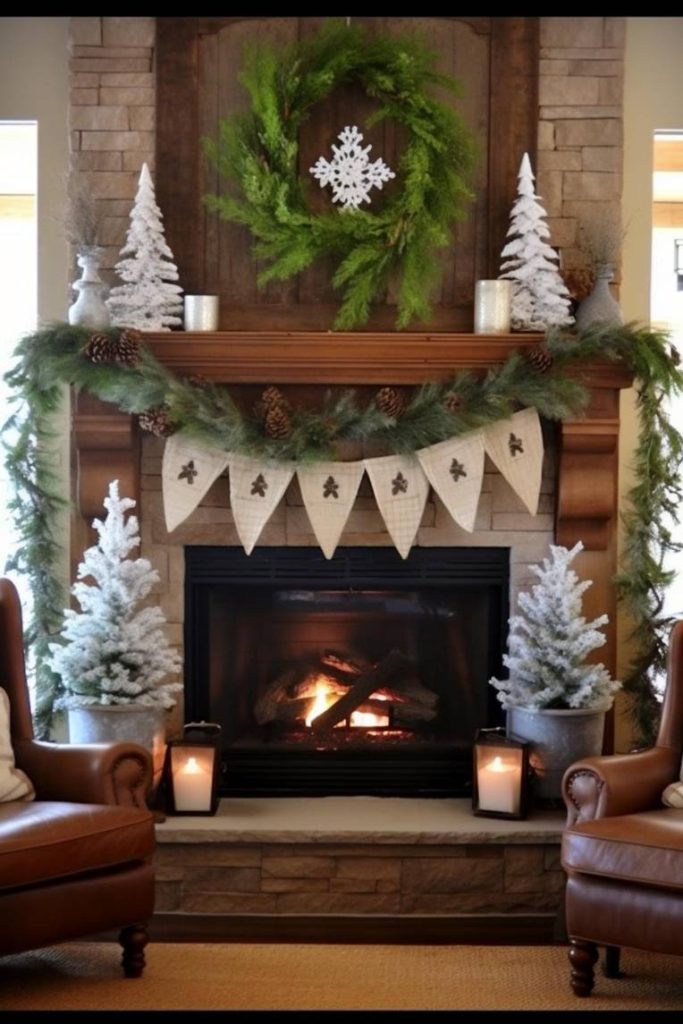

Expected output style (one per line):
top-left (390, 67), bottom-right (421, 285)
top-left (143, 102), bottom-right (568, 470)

top-left (375, 386), bottom-right (406, 419)
top-left (84, 329), bottom-right (140, 366)
top-left (115, 328), bottom-right (141, 366)
top-left (188, 373), bottom-right (211, 389)
top-left (671, 345), bottom-right (681, 367)
top-left (84, 333), bottom-right (112, 363)
top-left (262, 385), bottom-right (289, 410)
top-left (444, 392), bottom-right (463, 414)
top-left (254, 385), bottom-right (290, 422)
top-left (525, 345), bottom-right (554, 374)
top-left (264, 403), bottom-right (291, 439)
top-left (138, 406), bottom-right (173, 437)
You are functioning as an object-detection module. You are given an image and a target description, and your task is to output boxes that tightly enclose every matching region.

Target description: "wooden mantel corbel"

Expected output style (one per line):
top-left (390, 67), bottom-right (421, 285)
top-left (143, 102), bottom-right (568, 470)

top-left (70, 332), bottom-right (633, 563)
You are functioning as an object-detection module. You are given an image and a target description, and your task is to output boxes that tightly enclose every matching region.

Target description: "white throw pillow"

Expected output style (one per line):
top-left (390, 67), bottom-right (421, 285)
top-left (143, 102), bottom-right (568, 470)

top-left (0, 687), bottom-right (35, 802)
top-left (662, 757), bottom-right (683, 809)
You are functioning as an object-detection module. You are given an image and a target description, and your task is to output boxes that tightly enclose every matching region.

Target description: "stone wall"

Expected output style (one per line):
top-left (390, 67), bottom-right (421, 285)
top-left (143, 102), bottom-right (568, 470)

top-left (155, 840), bottom-right (564, 916)
top-left (68, 16), bottom-right (155, 283)
top-left (537, 17), bottom-right (625, 296)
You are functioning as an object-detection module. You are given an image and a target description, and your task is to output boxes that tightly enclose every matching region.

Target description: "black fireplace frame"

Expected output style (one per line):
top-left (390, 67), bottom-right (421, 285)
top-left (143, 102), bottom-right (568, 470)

top-left (184, 546), bottom-right (509, 798)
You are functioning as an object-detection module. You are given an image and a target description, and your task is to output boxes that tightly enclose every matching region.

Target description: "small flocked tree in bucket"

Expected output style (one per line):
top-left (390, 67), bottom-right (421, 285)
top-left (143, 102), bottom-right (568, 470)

top-left (48, 480), bottom-right (182, 791)
top-left (489, 541), bottom-right (621, 801)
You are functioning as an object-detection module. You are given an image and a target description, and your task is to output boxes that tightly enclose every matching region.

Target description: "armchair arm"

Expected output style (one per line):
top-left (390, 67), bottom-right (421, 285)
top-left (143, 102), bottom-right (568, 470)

top-left (13, 738), bottom-right (152, 809)
top-left (562, 745), bottom-right (680, 825)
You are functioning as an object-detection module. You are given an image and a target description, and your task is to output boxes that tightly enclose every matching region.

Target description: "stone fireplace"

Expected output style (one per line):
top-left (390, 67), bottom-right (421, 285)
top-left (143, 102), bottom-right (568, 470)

top-left (63, 15), bottom-right (632, 936)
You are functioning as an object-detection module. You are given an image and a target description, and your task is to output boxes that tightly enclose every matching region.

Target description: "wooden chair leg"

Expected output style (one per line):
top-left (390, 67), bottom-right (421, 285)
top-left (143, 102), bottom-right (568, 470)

top-left (119, 922), bottom-right (149, 978)
top-left (569, 938), bottom-right (599, 997)
top-left (604, 945), bottom-right (622, 978)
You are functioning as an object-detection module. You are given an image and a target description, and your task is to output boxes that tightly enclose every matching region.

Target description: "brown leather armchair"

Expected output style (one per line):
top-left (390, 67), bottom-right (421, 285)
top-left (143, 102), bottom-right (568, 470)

top-left (561, 620), bottom-right (683, 997)
top-left (0, 578), bottom-right (156, 976)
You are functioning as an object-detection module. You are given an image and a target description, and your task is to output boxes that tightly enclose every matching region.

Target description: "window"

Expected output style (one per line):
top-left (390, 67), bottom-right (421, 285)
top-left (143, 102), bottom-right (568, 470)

top-left (652, 130), bottom-right (683, 627)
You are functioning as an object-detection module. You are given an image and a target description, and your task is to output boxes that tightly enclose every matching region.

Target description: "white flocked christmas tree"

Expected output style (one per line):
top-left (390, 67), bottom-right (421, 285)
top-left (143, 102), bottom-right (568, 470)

top-left (489, 541), bottom-right (621, 711)
top-left (106, 162), bottom-right (183, 331)
top-left (49, 480), bottom-right (182, 709)
top-left (499, 152), bottom-right (574, 331)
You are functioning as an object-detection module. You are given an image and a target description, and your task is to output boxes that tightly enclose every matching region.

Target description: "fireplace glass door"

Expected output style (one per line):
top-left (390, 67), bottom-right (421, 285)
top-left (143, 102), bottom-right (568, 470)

top-left (185, 547), bottom-right (508, 796)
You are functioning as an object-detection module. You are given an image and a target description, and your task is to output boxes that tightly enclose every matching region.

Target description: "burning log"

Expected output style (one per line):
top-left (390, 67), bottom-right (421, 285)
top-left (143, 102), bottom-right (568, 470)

top-left (255, 649), bottom-right (439, 730)
top-left (253, 666), bottom-right (307, 725)
top-left (309, 649), bottom-right (411, 733)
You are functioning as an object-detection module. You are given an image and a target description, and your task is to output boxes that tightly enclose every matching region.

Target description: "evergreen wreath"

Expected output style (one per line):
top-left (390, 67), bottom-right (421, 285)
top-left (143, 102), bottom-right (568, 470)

top-left (3, 322), bottom-right (682, 745)
top-left (202, 20), bottom-right (478, 331)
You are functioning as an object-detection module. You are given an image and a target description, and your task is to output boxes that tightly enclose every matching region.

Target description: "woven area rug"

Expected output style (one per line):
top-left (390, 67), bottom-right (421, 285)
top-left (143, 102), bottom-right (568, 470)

top-left (0, 942), bottom-right (682, 1011)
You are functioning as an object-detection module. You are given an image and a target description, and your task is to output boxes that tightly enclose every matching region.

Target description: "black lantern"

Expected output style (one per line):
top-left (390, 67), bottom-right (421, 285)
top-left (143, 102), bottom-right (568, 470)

top-left (165, 721), bottom-right (222, 816)
top-left (472, 727), bottom-right (530, 820)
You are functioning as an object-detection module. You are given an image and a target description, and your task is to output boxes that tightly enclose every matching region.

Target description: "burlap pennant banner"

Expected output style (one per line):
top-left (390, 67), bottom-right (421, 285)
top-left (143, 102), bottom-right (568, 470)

top-left (416, 431), bottom-right (485, 532)
top-left (483, 407), bottom-right (543, 515)
top-left (229, 454), bottom-right (295, 555)
top-left (297, 461), bottom-right (365, 559)
top-left (162, 432), bottom-right (230, 533)
top-left (363, 453), bottom-right (429, 559)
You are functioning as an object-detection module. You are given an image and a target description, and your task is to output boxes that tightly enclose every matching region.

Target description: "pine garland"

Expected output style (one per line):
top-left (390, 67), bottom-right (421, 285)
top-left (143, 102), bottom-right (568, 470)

top-left (202, 20), bottom-right (478, 331)
top-left (3, 320), bottom-right (682, 742)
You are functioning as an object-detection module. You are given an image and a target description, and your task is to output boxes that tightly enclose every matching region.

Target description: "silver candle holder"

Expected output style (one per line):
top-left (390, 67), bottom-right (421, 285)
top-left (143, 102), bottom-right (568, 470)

top-left (184, 294), bottom-right (220, 332)
top-left (474, 280), bottom-right (512, 334)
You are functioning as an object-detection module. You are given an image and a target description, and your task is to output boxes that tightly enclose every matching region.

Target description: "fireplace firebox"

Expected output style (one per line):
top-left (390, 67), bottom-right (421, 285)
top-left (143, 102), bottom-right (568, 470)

top-left (184, 546), bottom-right (509, 797)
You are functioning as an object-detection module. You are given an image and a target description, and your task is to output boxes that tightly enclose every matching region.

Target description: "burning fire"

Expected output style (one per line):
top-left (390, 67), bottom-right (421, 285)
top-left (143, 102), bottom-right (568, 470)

top-left (304, 677), bottom-right (390, 729)
top-left (304, 680), bottom-right (337, 727)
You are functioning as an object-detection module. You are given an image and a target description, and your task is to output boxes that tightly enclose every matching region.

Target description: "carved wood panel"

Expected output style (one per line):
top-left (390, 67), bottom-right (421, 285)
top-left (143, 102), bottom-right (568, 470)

top-left (156, 16), bottom-right (539, 332)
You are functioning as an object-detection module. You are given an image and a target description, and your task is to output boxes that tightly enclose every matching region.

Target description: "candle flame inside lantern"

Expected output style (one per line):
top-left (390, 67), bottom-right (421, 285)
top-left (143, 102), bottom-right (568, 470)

top-left (181, 756), bottom-right (203, 775)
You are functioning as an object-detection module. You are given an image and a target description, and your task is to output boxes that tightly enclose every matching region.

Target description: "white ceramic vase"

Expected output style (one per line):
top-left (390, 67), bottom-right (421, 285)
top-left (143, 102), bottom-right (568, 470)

top-left (67, 247), bottom-right (110, 330)
top-left (575, 263), bottom-right (622, 331)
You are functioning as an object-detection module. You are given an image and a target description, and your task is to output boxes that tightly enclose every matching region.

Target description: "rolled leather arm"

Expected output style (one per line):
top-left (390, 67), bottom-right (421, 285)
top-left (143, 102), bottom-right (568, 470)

top-left (14, 738), bottom-right (152, 809)
top-left (562, 745), bottom-right (680, 825)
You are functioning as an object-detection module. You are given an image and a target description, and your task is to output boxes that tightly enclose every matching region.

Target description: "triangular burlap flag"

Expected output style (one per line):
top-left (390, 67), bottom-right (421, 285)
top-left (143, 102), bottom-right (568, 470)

top-left (364, 453), bottom-right (429, 559)
top-left (228, 453), bottom-right (294, 555)
top-left (483, 408), bottom-right (543, 515)
top-left (417, 431), bottom-right (485, 532)
top-left (297, 461), bottom-right (365, 559)
top-left (162, 433), bottom-right (230, 533)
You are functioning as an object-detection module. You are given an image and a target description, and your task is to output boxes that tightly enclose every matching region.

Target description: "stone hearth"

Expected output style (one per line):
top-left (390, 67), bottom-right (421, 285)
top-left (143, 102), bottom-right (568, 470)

top-left (153, 797), bottom-right (565, 939)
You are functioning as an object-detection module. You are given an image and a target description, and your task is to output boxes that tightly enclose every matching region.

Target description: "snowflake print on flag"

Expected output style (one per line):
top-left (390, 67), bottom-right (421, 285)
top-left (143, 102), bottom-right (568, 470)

top-left (309, 126), bottom-right (396, 211)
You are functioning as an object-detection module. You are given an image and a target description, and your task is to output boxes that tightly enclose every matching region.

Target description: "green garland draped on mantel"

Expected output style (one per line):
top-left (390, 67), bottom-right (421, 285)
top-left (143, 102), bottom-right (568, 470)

top-left (3, 321), bottom-right (682, 743)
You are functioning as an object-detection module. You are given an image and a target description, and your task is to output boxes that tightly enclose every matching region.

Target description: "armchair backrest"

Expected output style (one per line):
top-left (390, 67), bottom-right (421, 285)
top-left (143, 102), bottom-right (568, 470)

top-left (0, 578), bottom-right (34, 742)
top-left (656, 618), bottom-right (683, 755)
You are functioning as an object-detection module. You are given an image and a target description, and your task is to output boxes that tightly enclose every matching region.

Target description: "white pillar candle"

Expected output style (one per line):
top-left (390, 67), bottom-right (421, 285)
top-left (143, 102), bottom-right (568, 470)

top-left (184, 294), bottom-right (220, 331)
top-left (474, 280), bottom-right (512, 334)
top-left (477, 755), bottom-right (520, 814)
top-left (173, 754), bottom-right (211, 811)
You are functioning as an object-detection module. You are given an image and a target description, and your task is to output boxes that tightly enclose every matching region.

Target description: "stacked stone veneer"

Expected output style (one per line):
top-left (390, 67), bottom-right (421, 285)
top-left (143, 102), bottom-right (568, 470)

top-left (155, 840), bottom-right (563, 916)
top-left (68, 17), bottom-right (155, 285)
top-left (537, 17), bottom-right (625, 291)
top-left (67, 16), bottom-right (625, 293)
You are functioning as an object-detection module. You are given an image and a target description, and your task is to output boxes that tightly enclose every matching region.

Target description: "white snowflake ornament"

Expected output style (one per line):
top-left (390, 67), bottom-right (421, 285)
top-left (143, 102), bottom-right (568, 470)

top-left (309, 125), bottom-right (396, 211)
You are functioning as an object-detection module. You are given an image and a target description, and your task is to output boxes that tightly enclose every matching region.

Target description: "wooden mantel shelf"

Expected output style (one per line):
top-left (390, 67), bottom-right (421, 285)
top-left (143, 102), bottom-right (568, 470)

top-left (143, 331), bottom-right (634, 388)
